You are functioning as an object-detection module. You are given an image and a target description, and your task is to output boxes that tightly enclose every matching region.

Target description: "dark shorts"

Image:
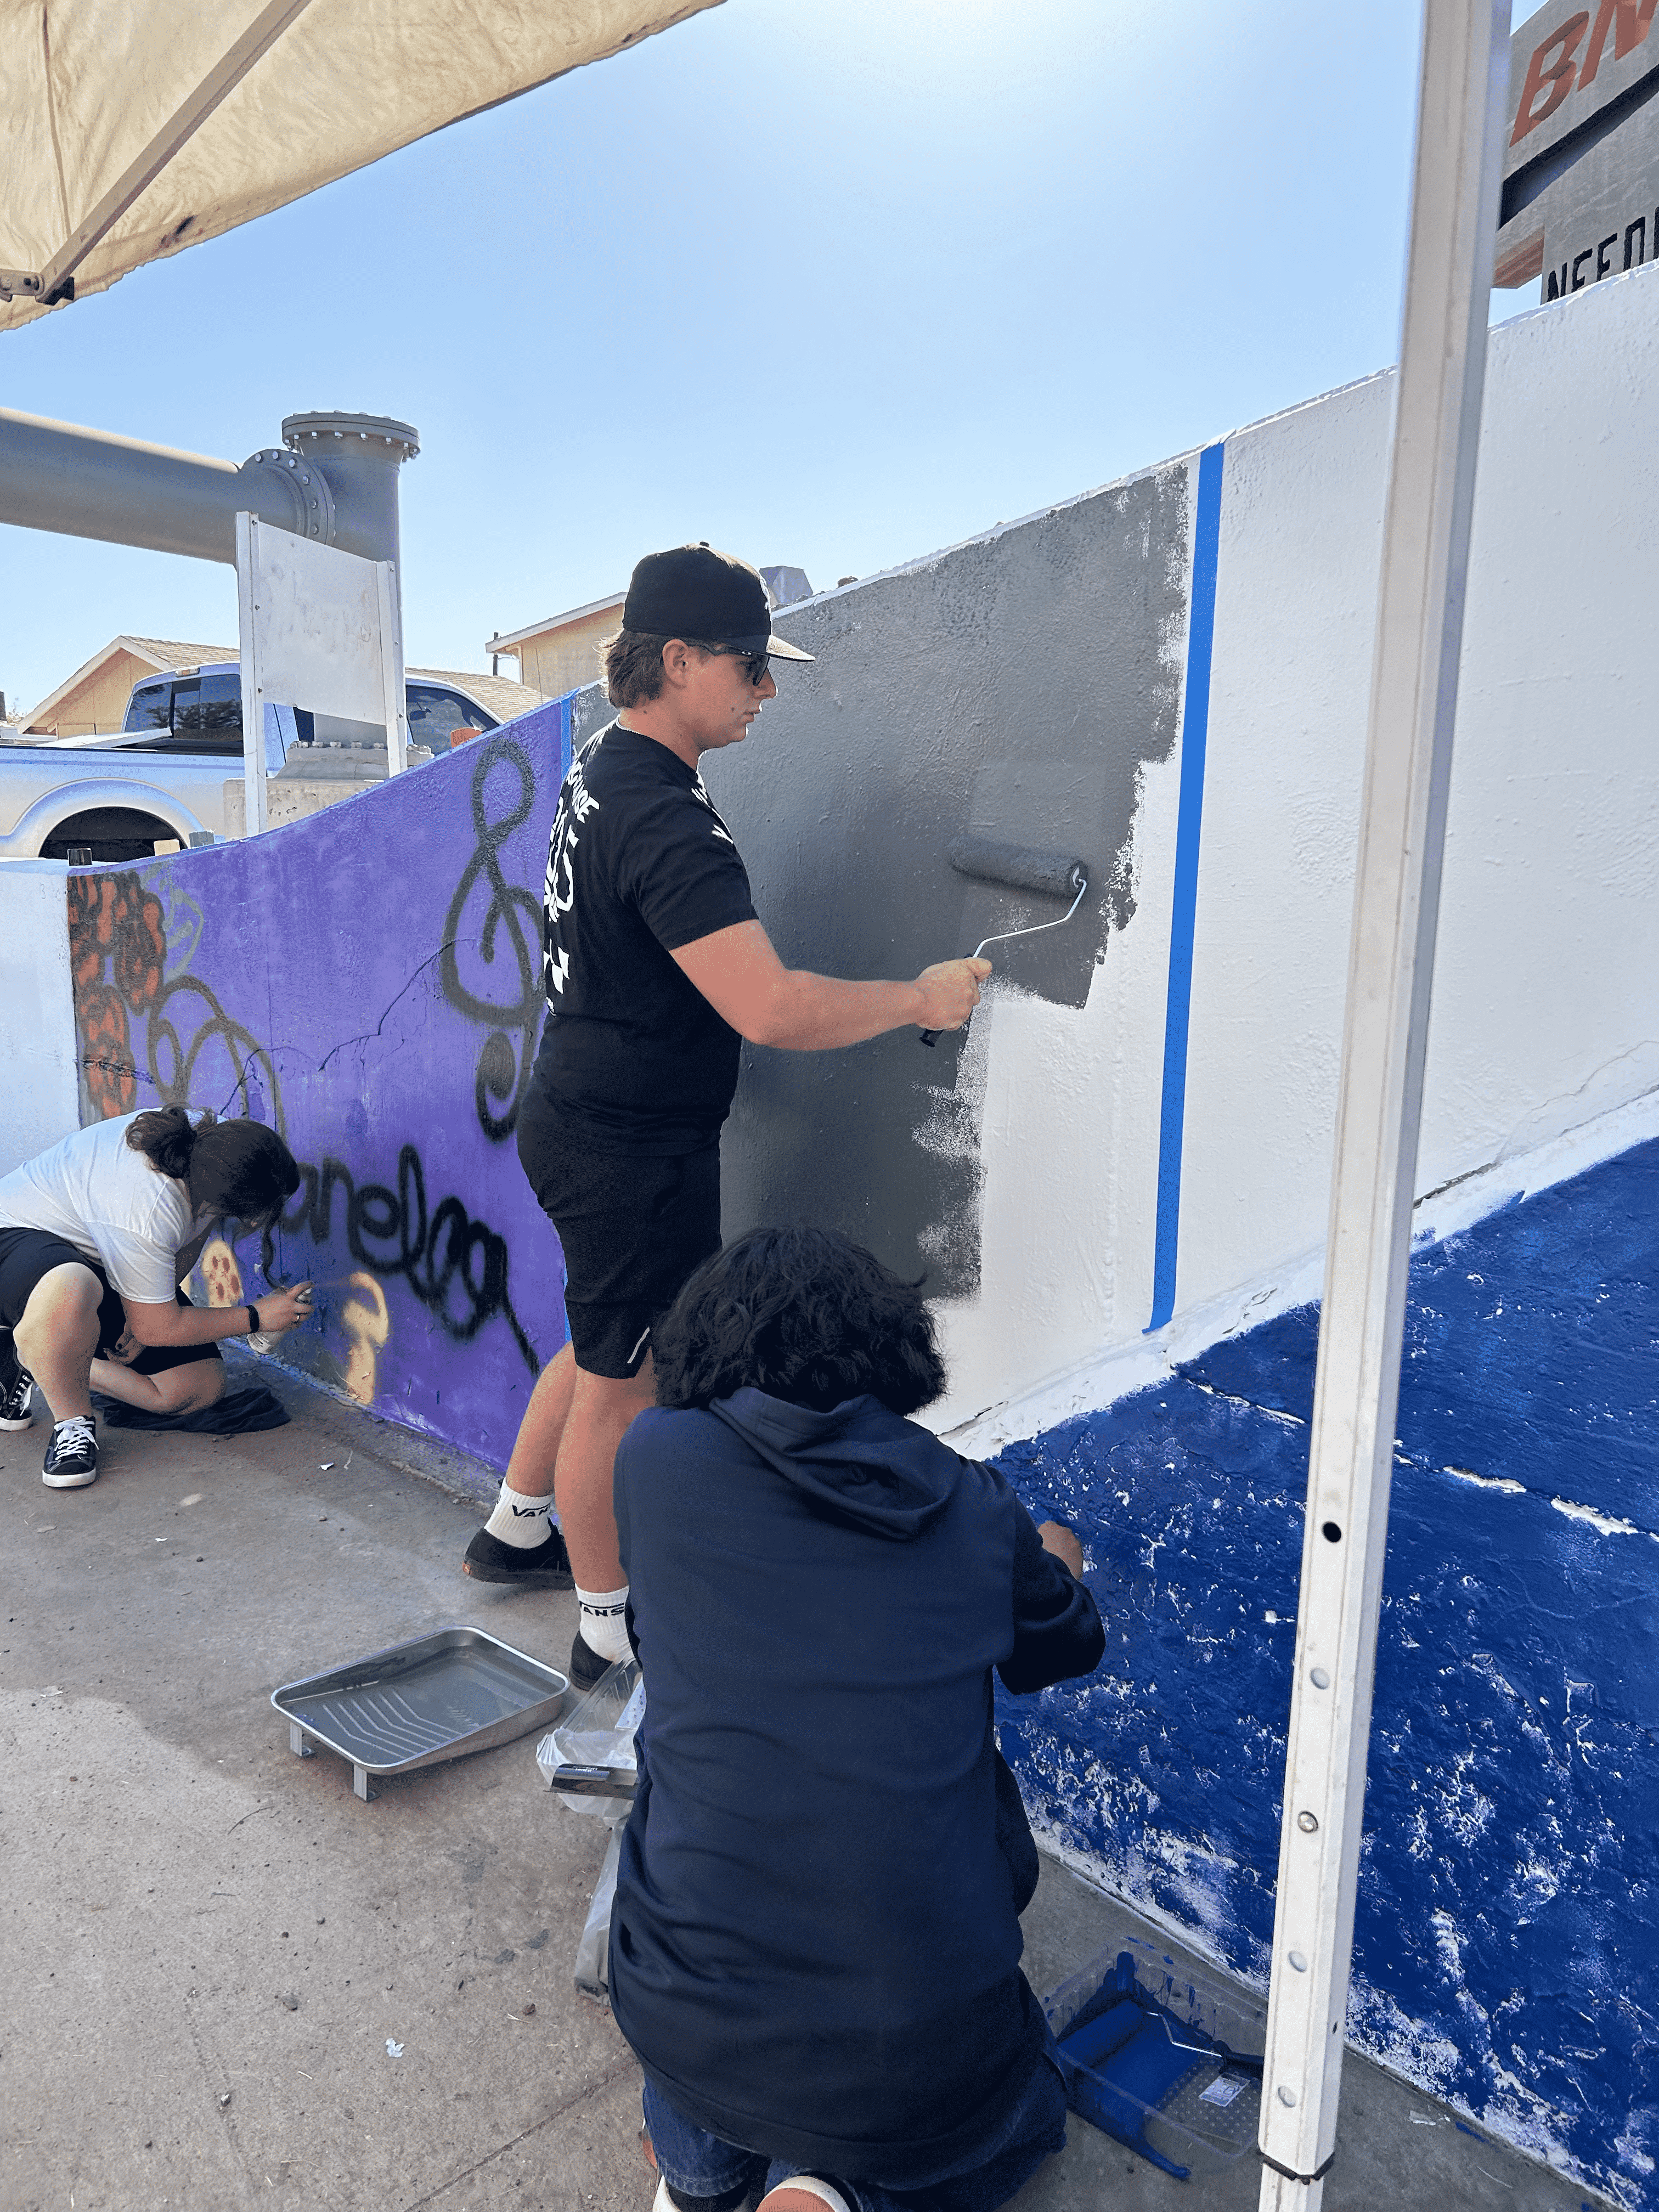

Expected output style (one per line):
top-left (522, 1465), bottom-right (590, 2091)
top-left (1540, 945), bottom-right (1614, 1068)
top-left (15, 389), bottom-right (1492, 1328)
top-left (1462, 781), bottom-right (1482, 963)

top-left (0, 1228), bottom-right (128, 1356)
top-left (517, 1088), bottom-right (721, 1379)
top-left (0, 1230), bottom-right (221, 1375)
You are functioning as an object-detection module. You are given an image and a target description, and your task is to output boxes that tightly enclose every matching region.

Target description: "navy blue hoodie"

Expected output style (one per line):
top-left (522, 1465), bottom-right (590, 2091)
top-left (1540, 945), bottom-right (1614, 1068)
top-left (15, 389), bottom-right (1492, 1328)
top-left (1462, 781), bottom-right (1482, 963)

top-left (610, 1390), bottom-right (1105, 2186)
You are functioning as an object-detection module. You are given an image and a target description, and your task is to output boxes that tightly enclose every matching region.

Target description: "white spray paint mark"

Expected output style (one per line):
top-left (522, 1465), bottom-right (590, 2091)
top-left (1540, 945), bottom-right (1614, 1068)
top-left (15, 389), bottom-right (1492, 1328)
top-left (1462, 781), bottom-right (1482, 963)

top-left (1550, 1496), bottom-right (1655, 1539)
top-left (1444, 1465), bottom-right (1526, 1495)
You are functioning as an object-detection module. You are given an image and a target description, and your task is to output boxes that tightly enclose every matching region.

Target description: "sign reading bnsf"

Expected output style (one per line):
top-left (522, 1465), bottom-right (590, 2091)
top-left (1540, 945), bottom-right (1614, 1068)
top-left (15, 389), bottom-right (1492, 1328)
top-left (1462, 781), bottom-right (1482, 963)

top-left (1495, 0), bottom-right (1659, 295)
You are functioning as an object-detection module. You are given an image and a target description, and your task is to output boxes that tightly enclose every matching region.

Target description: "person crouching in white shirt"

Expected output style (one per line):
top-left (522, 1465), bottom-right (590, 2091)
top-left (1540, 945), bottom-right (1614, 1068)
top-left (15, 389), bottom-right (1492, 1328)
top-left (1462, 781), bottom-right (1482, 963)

top-left (0, 1106), bottom-right (312, 1488)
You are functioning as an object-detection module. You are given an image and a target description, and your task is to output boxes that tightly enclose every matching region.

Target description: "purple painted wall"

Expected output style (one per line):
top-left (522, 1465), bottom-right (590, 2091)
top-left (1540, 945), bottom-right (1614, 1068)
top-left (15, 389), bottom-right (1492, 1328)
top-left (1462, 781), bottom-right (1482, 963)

top-left (66, 703), bottom-right (573, 1468)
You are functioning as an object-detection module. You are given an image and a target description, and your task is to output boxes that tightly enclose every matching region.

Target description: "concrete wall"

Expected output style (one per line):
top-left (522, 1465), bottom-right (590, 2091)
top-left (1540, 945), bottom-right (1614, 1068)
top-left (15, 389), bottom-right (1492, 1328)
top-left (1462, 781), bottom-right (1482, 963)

top-left (55, 707), bottom-right (573, 1462)
top-left (582, 266), bottom-right (1659, 1442)
top-left (567, 268), bottom-right (1659, 2201)
top-left (4, 257), bottom-right (1655, 2203)
top-left (0, 859), bottom-right (79, 1174)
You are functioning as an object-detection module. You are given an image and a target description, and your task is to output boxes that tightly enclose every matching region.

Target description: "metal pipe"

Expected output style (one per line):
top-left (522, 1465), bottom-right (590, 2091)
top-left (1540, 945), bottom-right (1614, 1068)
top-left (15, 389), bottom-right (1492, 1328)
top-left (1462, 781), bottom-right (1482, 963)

top-left (0, 404), bottom-right (416, 565)
top-left (282, 412), bottom-right (420, 567)
top-left (1254, 4), bottom-right (1511, 2207)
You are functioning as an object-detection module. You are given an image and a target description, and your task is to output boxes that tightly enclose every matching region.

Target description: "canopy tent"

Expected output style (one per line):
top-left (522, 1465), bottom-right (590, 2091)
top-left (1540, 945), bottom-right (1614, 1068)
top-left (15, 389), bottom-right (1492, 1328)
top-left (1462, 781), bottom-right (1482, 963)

top-left (0, 0), bottom-right (719, 332)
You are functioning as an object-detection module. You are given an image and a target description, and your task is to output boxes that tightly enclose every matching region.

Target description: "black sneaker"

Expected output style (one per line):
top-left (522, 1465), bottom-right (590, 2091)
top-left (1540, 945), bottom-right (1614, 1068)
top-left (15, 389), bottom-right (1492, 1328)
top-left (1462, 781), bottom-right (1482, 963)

top-left (461, 1522), bottom-right (574, 1590)
top-left (0, 1333), bottom-right (34, 1431)
top-left (569, 1628), bottom-right (612, 1692)
top-left (43, 1414), bottom-right (99, 1489)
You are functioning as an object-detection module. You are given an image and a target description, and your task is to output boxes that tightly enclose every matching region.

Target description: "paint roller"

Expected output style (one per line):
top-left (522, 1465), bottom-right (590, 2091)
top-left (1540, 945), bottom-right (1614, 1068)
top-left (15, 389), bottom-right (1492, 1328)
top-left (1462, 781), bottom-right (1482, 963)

top-left (919, 834), bottom-right (1092, 1046)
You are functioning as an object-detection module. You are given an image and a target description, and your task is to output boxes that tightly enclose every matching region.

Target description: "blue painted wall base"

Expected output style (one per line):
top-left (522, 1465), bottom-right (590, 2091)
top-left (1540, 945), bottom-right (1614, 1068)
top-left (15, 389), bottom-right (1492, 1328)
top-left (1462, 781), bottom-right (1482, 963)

top-left (995, 1137), bottom-right (1659, 2205)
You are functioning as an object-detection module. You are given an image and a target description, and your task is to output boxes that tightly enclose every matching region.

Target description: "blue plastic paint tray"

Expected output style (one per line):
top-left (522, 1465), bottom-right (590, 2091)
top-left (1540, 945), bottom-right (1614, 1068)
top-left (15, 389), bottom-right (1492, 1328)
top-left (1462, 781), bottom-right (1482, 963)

top-left (1043, 1937), bottom-right (1266, 2181)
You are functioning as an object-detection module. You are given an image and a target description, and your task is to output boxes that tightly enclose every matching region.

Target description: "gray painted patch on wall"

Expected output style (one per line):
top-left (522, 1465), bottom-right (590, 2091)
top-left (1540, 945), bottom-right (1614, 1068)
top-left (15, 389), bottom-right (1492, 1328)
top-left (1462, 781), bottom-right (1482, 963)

top-left (572, 461), bottom-right (1191, 1295)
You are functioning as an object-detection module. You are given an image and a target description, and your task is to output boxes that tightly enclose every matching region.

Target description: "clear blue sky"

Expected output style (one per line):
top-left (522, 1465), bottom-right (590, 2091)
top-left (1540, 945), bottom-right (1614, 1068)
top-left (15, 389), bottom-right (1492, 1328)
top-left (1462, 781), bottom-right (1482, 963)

top-left (0, 0), bottom-right (1538, 719)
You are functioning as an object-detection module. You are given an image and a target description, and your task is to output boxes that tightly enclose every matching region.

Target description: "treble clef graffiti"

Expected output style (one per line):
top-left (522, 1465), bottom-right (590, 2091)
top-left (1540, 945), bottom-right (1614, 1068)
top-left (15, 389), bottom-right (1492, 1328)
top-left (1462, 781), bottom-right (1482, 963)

top-left (439, 734), bottom-right (547, 1143)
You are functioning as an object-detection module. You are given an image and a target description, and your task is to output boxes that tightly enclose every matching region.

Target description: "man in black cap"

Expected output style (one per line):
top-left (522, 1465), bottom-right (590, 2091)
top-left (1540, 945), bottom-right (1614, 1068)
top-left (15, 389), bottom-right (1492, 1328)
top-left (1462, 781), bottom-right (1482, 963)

top-left (461, 545), bottom-right (989, 1687)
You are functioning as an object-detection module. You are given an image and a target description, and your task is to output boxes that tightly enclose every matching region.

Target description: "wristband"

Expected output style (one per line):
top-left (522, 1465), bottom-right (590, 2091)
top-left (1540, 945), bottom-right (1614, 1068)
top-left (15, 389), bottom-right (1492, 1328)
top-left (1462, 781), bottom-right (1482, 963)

top-left (246, 1302), bottom-right (261, 1335)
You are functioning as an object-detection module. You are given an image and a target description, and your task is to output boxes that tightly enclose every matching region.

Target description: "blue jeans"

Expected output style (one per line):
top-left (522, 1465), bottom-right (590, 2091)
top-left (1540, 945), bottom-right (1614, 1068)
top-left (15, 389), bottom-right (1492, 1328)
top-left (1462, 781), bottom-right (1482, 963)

top-left (642, 2035), bottom-right (1068, 2212)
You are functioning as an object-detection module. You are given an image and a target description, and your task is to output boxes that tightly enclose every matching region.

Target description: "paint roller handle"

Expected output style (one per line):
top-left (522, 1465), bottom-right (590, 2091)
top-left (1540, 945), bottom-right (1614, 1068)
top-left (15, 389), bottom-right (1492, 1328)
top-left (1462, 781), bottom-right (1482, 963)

top-left (917, 955), bottom-right (992, 1046)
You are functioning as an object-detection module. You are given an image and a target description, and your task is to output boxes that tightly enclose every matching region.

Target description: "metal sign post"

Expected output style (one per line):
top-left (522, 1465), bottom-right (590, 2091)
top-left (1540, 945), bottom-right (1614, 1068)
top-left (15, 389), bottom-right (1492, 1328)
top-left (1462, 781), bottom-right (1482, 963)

top-left (234, 511), bottom-right (408, 836)
top-left (1255, 5), bottom-right (1510, 2207)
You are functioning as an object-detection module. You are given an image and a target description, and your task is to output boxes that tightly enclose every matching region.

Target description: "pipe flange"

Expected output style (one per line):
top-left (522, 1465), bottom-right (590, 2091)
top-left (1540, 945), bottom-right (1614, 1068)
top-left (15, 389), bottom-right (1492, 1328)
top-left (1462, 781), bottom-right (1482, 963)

top-left (280, 411), bottom-right (420, 466)
top-left (236, 446), bottom-right (338, 543)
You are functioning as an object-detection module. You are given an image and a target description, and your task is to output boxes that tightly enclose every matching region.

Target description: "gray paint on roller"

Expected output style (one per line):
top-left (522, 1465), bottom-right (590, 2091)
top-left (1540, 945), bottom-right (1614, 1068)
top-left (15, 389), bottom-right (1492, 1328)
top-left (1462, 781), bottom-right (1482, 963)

top-left (571, 460), bottom-right (1192, 1296)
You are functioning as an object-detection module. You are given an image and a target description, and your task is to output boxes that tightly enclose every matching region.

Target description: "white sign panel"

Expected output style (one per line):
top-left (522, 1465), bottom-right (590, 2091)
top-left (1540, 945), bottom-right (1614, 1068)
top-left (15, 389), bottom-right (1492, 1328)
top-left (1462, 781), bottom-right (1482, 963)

top-left (234, 511), bottom-right (406, 836)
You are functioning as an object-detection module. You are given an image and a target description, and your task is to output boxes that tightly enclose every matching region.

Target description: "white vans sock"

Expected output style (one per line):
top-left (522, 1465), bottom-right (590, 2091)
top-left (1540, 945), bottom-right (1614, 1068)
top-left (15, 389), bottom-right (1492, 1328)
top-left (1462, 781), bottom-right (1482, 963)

top-left (576, 1584), bottom-right (631, 1664)
top-left (484, 1481), bottom-right (557, 1549)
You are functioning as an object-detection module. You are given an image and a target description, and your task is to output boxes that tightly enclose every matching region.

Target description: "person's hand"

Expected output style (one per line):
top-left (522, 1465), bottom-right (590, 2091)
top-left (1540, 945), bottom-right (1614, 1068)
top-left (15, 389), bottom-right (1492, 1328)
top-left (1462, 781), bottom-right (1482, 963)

top-left (253, 1282), bottom-right (314, 1335)
top-left (914, 956), bottom-right (992, 1032)
top-left (1037, 1520), bottom-right (1084, 1577)
top-left (105, 1327), bottom-right (141, 1367)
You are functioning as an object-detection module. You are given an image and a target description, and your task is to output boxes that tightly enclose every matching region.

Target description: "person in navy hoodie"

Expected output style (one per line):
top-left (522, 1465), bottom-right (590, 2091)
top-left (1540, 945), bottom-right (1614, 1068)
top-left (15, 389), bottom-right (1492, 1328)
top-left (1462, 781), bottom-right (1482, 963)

top-left (610, 1224), bottom-right (1105, 2212)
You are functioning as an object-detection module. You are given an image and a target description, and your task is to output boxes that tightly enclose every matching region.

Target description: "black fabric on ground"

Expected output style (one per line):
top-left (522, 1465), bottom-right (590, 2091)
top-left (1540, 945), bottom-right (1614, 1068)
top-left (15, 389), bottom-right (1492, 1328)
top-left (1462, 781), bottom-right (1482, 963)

top-left (91, 1385), bottom-right (290, 1435)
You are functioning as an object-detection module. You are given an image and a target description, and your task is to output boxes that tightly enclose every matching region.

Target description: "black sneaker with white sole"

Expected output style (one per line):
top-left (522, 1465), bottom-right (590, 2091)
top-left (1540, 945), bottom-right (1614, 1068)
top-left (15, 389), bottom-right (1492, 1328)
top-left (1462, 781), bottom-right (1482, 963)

top-left (461, 1522), bottom-right (574, 1590)
top-left (0, 1333), bottom-right (34, 1430)
top-left (42, 1414), bottom-right (99, 1488)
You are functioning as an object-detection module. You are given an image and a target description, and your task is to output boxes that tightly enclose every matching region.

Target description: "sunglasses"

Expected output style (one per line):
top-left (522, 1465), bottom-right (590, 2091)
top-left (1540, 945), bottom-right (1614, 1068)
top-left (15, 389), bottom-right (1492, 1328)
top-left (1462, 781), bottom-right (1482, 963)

top-left (698, 642), bottom-right (771, 687)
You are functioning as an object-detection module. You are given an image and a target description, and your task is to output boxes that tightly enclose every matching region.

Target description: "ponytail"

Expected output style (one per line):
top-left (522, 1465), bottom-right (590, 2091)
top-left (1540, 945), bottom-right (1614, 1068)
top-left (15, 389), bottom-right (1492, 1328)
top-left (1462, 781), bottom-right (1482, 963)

top-left (127, 1104), bottom-right (214, 1182)
top-left (126, 1105), bottom-right (298, 1229)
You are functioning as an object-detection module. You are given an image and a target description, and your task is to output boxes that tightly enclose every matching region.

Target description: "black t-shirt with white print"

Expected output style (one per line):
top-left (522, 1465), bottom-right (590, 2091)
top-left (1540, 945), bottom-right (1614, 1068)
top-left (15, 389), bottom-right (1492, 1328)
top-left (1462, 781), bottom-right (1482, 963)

top-left (533, 721), bottom-right (758, 1155)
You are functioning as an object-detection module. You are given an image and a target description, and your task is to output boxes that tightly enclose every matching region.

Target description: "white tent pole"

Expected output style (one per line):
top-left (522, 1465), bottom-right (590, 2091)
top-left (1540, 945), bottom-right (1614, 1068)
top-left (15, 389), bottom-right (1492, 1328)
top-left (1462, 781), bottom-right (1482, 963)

top-left (236, 512), bottom-right (270, 839)
top-left (1255, 4), bottom-right (1509, 2207)
top-left (376, 560), bottom-right (408, 775)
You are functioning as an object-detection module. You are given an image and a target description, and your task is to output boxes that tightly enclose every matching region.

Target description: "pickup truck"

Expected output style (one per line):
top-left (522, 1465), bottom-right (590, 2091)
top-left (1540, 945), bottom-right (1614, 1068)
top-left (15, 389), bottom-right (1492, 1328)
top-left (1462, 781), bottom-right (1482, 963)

top-left (0, 659), bottom-right (507, 862)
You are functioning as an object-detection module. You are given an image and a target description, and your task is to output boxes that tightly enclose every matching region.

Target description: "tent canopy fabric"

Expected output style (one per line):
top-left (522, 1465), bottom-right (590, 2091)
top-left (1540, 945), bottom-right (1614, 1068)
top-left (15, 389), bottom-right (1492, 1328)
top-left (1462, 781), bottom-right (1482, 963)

top-left (0, 0), bottom-right (719, 336)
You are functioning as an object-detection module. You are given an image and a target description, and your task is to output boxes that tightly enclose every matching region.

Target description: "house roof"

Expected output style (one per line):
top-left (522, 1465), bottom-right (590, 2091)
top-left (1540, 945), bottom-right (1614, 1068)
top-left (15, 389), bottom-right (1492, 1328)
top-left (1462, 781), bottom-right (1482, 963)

top-left (26, 637), bottom-right (544, 729)
top-left (408, 667), bottom-right (544, 721)
top-left (485, 592), bottom-right (625, 656)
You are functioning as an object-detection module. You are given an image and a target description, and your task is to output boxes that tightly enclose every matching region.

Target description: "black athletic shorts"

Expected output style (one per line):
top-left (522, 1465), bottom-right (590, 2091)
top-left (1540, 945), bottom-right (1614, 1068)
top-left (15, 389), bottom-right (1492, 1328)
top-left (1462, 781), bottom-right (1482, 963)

top-left (0, 1231), bottom-right (221, 1374)
top-left (516, 1087), bottom-right (721, 1380)
top-left (0, 1228), bottom-right (128, 1356)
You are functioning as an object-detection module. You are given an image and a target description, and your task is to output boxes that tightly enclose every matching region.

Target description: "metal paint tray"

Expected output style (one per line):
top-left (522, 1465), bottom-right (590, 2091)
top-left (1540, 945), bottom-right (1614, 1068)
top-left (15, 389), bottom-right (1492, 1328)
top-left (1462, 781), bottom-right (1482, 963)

top-left (272, 1626), bottom-right (571, 1801)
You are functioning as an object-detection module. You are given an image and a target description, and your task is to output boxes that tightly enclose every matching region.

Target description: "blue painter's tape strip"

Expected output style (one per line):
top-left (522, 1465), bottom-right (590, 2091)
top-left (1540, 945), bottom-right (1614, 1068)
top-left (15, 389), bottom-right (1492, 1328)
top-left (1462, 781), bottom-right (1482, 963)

top-left (1147, 441), bottom-right (1224, 1334)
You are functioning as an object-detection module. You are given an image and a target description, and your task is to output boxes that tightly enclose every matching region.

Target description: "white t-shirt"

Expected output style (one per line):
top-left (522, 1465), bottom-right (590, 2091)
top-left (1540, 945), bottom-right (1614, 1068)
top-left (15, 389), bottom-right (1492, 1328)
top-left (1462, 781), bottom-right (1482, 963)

top-left (0, 1113), bottom-right (217, 1305)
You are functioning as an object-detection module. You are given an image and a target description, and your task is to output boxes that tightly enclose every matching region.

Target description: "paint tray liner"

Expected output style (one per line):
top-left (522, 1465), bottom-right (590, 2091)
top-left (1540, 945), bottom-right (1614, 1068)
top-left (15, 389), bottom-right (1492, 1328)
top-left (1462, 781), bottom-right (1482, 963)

top-left (1043, 1936), bottom-right (1266, 2181)
top-left (537, 1657), bottom-right (645, 1812)
top-left (272, 1626), bottom-right (570, 1801)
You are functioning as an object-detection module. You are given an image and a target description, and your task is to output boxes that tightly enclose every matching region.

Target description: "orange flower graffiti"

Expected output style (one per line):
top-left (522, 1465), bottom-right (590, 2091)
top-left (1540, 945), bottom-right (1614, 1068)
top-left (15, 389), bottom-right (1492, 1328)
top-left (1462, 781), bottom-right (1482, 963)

top-left (68, 871), bottom-right (167, 1121)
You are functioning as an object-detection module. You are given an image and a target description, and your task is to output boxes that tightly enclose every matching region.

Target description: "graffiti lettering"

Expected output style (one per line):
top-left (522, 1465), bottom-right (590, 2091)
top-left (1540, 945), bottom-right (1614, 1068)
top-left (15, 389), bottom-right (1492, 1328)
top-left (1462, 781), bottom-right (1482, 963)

top-left (439, 735), bottom-right (545, 1143)
top-left (283, 1144), bottom-right (539, 1374)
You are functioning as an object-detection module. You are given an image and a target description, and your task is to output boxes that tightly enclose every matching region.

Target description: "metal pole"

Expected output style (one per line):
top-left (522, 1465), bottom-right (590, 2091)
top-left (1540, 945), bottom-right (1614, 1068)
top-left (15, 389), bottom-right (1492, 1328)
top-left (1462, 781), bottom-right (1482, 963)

top-left (376, 561), bottom-right (409, 776)
top-left (1255, 5), bottom-right (1509, 2207)
top-left (236, 515), bottom-right (270, 838)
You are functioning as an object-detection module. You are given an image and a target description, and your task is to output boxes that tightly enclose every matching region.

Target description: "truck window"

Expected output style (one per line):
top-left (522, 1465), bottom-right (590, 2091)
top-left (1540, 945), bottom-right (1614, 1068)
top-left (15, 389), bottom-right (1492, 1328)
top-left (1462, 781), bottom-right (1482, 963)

top-left (407, 685), bottom-right (500, 748)
top-left (124, 682), bottom-right (171, 731)
top-left (196, 673), bottom-right (242, 730)
top-left (156, 674), bottom-right (242, 755)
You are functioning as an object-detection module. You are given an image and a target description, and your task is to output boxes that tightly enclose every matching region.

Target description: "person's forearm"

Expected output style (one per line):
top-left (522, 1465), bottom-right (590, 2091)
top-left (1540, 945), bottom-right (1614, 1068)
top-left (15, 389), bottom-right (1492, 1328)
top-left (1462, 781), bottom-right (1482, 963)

top-left (748, 970), bottom-right (929, 1050)
top-left (127, 1302), bottom-right (260, 1349)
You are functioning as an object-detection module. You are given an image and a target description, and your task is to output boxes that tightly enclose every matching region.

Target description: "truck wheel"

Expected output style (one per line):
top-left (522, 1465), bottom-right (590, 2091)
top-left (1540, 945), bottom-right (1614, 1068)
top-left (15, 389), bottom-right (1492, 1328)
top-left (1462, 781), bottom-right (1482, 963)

top-left (41, 808), bottom-right (179, 864)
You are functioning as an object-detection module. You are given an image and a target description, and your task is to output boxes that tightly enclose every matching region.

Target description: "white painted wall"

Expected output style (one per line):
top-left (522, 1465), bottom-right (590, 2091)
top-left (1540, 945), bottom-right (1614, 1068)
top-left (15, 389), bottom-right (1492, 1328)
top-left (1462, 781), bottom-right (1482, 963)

top-left (0, 860), bottom-right (80, 1174)
top-left (934, 267), bottom-right (1659, 1433)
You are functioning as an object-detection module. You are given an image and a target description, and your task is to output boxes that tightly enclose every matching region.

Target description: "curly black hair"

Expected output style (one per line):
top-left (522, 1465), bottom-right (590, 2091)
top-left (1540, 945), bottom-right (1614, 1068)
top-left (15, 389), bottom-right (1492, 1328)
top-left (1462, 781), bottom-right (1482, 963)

top-left (652, 1224), bottom-right (947, 1416)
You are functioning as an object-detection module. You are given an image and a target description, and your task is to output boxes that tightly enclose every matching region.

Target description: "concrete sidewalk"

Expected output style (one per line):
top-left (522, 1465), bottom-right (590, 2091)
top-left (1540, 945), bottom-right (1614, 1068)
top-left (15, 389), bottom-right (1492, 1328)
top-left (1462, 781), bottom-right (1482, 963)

top-left (0, 1356), bottom-right (1605, 2212)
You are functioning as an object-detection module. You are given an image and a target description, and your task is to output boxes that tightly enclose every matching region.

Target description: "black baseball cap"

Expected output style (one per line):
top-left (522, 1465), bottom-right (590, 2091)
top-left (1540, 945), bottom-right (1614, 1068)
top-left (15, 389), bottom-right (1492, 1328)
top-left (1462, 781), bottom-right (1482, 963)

top-left (623, 543), bottom-right (815, 661)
